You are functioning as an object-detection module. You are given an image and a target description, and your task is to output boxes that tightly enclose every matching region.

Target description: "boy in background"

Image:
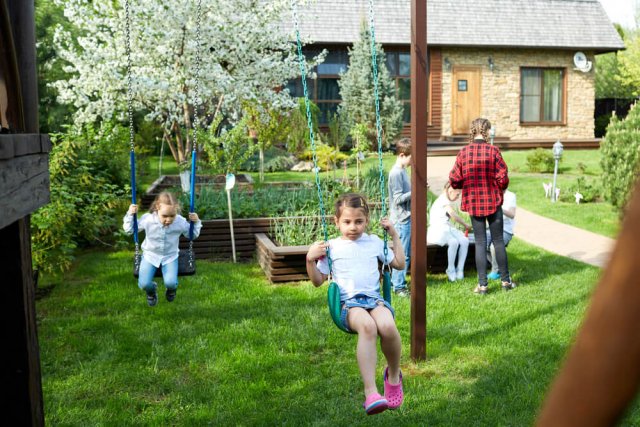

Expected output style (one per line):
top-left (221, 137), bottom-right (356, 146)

top-left (388, 138), bottom-right (412, 296)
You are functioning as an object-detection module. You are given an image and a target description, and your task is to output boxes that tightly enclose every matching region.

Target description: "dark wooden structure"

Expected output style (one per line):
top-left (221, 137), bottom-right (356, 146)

top-left (1, 1), bottom-right (50, 425)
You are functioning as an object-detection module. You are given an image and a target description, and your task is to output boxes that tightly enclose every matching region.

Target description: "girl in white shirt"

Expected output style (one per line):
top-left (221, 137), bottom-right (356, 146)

top-left (123, 191), bottom-right (202, 306)
top-left (427, 182), bottom-right (471, 281)
top-left (306, 193), bottom-right (406, 415)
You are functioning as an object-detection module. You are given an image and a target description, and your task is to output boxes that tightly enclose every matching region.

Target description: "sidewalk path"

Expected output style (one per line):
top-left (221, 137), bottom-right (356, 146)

top-left (425, 156), bottom-right (615, 268)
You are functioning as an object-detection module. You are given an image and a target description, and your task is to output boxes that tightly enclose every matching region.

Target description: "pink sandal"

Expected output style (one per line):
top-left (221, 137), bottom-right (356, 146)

top-left (384, 367), bottom-right (404, 409)
top-left (363, 392), bottom-right (388, 415)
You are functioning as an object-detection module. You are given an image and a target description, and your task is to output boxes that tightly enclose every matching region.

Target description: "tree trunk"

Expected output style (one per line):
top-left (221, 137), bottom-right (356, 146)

top-left (259, 144), bottom-right (264, 183)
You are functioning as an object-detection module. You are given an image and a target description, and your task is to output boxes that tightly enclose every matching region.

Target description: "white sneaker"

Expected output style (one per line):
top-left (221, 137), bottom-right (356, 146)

top-left (446, 268), bottom-right (456, 282)
top-left (456, 270), bottom-right (464, 280)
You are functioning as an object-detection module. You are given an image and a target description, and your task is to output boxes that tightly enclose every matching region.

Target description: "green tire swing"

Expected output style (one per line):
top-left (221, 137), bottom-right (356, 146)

top-left (124, 0), bottom-right (203, 278)
top-left (292, 0), bottom-right (392, 334)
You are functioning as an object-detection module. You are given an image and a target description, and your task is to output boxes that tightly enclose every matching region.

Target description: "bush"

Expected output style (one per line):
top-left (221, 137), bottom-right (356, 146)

top-left (31, 123), bottom-right (129, 273)
top-left (558, 177), bottom-right (603, 203)
top-left (242, 146), bottom-right (296, 173)
top-left (600, 102), bottom-right (640, 210)
top-left (526, 148), bottom-right (556, 173)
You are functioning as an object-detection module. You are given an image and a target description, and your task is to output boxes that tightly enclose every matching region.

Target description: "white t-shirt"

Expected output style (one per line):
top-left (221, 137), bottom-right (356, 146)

top-left (429, 193), bottom-right (456, 230)
top-left (502, 190), bottom-right (516, 234)
top-left (316, 233), bottom-right (395, 301)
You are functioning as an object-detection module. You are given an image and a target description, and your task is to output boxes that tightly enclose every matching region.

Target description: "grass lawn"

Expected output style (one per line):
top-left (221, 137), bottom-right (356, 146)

top-left (37, 241), bottom-right (640, 425)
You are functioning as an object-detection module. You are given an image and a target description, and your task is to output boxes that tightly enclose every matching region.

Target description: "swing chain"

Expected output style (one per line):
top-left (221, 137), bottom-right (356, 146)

top-left (368, 0), bottom-right (389, 263)
top-left (291, 0), bottom-right (332, 273)
top-left (125, 0), bottom-right (140, 258)
top-left (191, 0), bottom-right (203, 154)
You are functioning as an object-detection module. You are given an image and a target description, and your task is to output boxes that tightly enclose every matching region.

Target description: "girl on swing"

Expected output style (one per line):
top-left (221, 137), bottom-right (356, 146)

top-left (123, 191), bottom-right (202, 306)
top-left (306, 193), bottom-right (406, 415)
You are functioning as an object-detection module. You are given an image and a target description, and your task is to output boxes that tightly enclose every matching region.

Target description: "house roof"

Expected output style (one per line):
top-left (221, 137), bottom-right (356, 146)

top-left (291, 0), bottom-right (625, 52)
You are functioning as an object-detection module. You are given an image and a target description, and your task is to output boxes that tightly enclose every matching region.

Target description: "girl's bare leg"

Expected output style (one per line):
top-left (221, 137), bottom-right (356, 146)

top-left (348, 307), bottom-right (381, 396)
top-left (371, 305), bottom-right (402, 383)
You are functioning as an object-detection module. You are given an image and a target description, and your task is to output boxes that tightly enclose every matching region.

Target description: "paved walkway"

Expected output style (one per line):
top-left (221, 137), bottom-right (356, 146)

top-left (426, 156), bottom-right (615, 268)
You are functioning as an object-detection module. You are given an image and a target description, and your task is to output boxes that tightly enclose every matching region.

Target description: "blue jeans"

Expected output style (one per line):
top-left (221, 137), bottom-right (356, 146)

top-left (391, 220), bottom-right (411, 291)
top-left (138, 257), bottom-right (179, 292)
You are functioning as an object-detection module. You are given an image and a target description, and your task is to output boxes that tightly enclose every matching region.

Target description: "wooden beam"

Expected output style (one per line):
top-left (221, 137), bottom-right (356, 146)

top-left (536, 179), bottom-right (640, 426)
top-left (1, 218), bottom-right (44, 426)
top-left (410, 0), bottom-right (428, 361)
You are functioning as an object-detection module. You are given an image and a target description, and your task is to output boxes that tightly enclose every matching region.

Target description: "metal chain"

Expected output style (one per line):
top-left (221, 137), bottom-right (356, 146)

top-left (291, 0), bottom-right (332, 276)
top-left (368, 0), bottom-right (389, 265)
top-left (125, 0), bottom-right (140, 261)
top-left (188, 0), bottom-right (203, 268)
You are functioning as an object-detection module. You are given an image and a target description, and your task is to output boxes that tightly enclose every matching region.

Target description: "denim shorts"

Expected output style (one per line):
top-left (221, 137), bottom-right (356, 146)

top-left (340, 294), bottom-right (395, 333)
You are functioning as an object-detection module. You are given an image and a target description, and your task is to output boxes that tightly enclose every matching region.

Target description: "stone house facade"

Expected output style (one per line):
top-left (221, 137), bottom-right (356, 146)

top-left (289, 0), bottom-right (625, 145)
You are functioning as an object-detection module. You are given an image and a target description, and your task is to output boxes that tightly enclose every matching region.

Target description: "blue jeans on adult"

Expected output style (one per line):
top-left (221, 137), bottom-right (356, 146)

top-left (138, 257), bottom-right (179, 292)
top-left (391, 220), bottom-right (411, 292)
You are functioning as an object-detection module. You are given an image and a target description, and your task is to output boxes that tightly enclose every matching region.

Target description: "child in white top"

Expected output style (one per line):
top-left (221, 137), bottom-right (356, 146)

top-left (427, 182), bottom-right (471, 281)
top-left (306, 193), bottom-right (406, 415)
top-left (123, 191), bottom-right (202, 306)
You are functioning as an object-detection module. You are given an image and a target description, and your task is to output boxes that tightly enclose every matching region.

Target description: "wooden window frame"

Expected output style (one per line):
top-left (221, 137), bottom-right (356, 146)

top-left (519, 66), bottom-right (567, 126)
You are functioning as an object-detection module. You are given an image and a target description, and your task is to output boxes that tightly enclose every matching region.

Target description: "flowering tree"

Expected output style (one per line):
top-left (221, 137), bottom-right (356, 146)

top-left (52, 0), bottom-right (319, 166)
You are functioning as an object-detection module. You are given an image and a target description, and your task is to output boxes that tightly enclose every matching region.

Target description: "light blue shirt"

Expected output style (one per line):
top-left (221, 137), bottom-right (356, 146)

top-left (388, 164), bottom-right (411, 224)
top-left (123, 212), bottom-right (202, 268)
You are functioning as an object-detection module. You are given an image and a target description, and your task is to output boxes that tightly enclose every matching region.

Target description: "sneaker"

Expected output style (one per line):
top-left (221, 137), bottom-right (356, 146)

top-left (394, 289), bottom-right (410, 298)
top-left (363, 392), bottom-right (388, 415)
top-left (487, 272), bottom-right (500, 281)
top-left (456, 269), bottom-right (464, 280)
top-left (145, 282), bottom-right (158, 306)
top-left (166, 288), bottom-right (177, 302)
top-left (383, 367), bottom-right (404, 410)
top-left (146, 290), bottom-right (158, 306)
top-left (473, 284), bottom-right (488, 295)
top-left (502, 280), bottom-right (517, 291)
top-left (445, 268), bottom-right (457, 282)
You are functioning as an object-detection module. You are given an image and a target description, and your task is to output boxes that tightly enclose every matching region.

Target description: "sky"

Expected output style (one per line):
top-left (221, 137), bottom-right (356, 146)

top-left (598, 0), bottom-right (638, 29)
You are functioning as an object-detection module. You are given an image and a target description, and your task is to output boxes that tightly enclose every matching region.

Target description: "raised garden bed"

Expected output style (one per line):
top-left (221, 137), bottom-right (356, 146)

top-left (255, 232), bottom-right (479, 284)
top-left (141, 174), bottom-right (254, 209)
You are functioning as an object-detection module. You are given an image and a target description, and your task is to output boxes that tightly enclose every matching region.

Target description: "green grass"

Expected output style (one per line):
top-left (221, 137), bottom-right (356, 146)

top-left (501, 149), bottom-right (603, 176)
top-left (37, 241), bottom-right (640, 425)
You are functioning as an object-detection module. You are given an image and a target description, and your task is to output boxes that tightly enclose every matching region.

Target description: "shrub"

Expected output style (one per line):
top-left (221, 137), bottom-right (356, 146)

top-left (526, 148), bottom-right (556, 173)
top-left (558, 177), bottom-right (603, 203)
top-left (600, 102), bottom-right (640, 210)
top-left (242, 146), bottom-right (296, 173)
top-left (31, 123), bottom-right (129, 273)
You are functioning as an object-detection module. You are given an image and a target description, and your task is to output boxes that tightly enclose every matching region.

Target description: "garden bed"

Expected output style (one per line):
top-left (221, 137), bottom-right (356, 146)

top-left (141, 174), bottom-right (254, 208)
top-left (255, 232), bottom-right (479, 284)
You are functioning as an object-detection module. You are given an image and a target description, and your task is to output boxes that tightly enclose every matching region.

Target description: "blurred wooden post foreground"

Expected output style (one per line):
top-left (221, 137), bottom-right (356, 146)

top-left (537, 178), bottom-right (640, 426)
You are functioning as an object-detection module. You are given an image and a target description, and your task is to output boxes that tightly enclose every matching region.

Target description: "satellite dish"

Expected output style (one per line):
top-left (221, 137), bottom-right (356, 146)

top-left (573, 51), bottom-right (592, 72)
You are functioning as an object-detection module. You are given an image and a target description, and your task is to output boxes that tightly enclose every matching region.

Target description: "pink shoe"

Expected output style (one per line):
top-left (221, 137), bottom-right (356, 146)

top-left (363, 392), bottom-right (388, 415)
top-left (384, 367), bottom-right (404, 409)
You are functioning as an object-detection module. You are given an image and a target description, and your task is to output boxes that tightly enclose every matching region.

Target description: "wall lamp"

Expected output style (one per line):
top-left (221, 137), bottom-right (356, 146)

top-left (488, 57), bottom-right (494, 72)
top-left (444, 57), bottom-right (451, 71)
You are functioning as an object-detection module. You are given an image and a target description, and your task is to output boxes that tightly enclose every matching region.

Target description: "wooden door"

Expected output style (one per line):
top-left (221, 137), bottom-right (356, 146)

top-left (452, 66), bottom-right (481, 135)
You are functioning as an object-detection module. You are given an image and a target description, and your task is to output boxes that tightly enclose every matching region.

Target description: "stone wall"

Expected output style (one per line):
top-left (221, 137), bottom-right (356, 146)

top-left (440, 47), bottom-right (595, 140)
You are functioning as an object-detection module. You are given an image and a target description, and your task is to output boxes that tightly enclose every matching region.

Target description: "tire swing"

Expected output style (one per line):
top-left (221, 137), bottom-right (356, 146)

top-left (124, 0), bottom-right (203, 277)
top-left (291, 0), bottom-right (392, 333)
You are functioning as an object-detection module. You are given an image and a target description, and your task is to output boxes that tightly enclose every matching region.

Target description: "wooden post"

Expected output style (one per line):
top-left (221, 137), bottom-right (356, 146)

top-left (410, 0), bottom-right (428, 361)
top-left (536, 179), bottom-right (640, 426)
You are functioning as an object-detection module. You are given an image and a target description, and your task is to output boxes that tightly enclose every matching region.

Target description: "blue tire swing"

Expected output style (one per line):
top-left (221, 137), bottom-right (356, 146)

top-left (124, 0), bottom-right (202, 278)
top-left (291, 0), bottom-right (392, 333)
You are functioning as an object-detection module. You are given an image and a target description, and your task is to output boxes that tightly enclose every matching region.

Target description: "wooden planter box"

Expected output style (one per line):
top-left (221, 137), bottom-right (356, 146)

top-left (255, 232), bottom-right (480, 284)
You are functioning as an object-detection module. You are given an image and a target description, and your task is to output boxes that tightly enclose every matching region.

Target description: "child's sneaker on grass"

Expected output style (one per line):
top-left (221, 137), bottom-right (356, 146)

top-left (473, 284), bottom-right (488, 295)
top-left (501, 280), bottom-right (517, 291)
top-left (487, 271), bottom-right (500, 280)
top-left (363, 392), bottom-right (388, 415)
top-left (445, 268), bottom-right (457, 282)
top-left (166, 288), bottom-right (177, 302)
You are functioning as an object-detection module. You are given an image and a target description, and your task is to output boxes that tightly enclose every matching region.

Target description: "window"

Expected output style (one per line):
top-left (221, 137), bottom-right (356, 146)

top-left (285, 49), bottom-right (347, 124)
top-left (520, 68), bottom-right (565, 124)
top-left (386, 51), bottom-right (411, 123)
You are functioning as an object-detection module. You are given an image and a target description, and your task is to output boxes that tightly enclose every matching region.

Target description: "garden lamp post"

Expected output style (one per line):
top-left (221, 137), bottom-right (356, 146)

top-left (551, 140), bottom-right (563, 202)
top-left (225, 173), bottom-right (237, 262)
top-left (490, 127), bottom-right (495, 145)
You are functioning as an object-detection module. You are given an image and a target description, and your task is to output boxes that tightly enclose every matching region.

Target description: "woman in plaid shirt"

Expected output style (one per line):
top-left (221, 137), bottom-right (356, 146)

top-left (449, 118), bottom-right (516, 295)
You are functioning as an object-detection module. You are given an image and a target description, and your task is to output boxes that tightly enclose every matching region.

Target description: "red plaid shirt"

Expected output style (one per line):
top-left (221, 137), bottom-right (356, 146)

top-left (449, 140), bottom-right (509, 217)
